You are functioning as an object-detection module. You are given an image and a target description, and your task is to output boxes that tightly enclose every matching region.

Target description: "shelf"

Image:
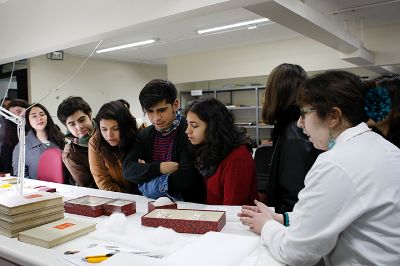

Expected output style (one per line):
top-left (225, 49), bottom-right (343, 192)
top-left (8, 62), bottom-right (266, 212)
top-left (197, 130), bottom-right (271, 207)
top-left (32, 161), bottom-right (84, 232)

top-left (259, 125), bottom-right (274, 129)
top-left (227, 106), bottom-right (259, 110)
top-left (180, 85), bottom-right (269, 147)
top-left (240, 125), bottom-right (274, 129)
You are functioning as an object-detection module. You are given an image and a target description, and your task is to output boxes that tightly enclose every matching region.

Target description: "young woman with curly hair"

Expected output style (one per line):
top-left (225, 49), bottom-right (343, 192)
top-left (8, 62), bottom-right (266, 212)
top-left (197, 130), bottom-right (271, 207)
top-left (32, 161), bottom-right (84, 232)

top-left (89, 100), bottom-right (139, 193)
top-left (185, 97), bottom-right (258, 205)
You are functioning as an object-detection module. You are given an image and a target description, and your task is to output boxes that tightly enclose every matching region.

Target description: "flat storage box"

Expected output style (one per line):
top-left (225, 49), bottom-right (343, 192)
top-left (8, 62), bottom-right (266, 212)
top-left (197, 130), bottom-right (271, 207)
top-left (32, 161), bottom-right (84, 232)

top-left (64, 196), bottom-right (114, 217)
top-left (148, 201), bottom-right (177, 212)
top-left (141, 209), bottom-right (226, 234)
top-left (103, 199), bottom-right (136, 216)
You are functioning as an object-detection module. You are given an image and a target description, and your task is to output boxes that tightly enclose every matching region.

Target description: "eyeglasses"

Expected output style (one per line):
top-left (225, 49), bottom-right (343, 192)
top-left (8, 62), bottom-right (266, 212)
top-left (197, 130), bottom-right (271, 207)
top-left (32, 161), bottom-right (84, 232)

top-left (300, 107), bottom-right (316, 119)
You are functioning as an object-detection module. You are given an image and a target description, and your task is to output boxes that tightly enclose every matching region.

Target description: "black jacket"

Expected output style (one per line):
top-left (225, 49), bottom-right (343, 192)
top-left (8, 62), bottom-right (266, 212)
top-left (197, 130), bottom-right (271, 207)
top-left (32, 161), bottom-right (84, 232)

top-left (266, 106), bottom-right (320, 214)
top-left (122, 119), bottom-right (205, 203)
top-left (0, 117), bottom-right (18, 173)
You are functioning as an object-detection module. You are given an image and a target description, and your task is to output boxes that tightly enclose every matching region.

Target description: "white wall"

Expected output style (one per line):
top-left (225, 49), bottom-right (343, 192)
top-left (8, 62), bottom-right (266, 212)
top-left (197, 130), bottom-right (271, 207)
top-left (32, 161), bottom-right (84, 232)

top-left (168, 36), bottom-right (364, 83)
top-left (29, 54), bottom-right (167, 129)
top-left (168, 23), bottom-right (400, 83)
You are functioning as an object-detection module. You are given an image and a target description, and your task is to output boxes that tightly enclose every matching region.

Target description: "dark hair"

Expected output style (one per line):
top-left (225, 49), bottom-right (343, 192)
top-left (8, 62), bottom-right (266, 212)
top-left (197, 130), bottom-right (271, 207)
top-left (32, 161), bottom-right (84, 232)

top-left (298, 70), bottom-right (368, 126)
top-left (25, 103), bottom-right (65, 149)
top-left (376, 74), bottom-right (400, 120)
top-left (57, 96), bottom-right (92, 125)
top-left (117, 99), bottom-right (130, 110)
top-left (7, 99), bottom-right (29, 110)
top-left (186, 97), bottom-right (251, 170)
top-left (94, 101), bottom-right (139, 166)
top-left (139, 79), bottom-right (177, 111)
top-left (1, 97), bottom-right (12, 107)
top-left (262, 63), bottom-right (307, 124)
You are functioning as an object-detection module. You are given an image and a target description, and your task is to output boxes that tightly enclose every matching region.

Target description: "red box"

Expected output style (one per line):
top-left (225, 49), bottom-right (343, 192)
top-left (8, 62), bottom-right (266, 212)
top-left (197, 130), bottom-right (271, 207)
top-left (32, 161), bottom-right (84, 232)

top-left (64, 195), bottom-right (114, 217)
top-left (103, 199), bottom-right (136, 216)
top-left (0, 172), bottom-right (11, 177)
top-left (141, 209), bottom-right (226, 234)
top-left (148, 201), bottom-right (177, 212)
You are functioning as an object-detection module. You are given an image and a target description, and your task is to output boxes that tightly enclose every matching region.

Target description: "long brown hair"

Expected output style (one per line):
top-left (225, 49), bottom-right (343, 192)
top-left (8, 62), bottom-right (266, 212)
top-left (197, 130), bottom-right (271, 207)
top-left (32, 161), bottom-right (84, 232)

top-left (94, 101), bottom-right (139, 167)
top-left (262, 63), bottom-right (307, 124)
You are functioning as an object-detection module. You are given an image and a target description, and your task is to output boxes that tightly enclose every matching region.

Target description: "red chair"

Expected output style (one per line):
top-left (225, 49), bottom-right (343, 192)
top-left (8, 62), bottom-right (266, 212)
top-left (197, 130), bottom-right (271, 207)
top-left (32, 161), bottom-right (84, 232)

top-left (37, 147), bottom-right (65, 183)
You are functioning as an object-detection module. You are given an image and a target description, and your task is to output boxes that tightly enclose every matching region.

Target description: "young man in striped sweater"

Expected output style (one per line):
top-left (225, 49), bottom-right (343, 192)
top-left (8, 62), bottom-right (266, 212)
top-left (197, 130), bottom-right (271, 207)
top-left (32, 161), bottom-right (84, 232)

top-left (123, 79), bottom-right (205, 203)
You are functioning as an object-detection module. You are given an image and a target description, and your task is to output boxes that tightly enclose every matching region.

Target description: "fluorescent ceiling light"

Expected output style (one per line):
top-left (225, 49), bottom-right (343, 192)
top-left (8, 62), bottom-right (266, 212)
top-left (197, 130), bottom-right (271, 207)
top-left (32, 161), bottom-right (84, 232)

top-left (96, 39), bottom-right (157, 54)
top-left (197, 18), bottom-right (269, 34)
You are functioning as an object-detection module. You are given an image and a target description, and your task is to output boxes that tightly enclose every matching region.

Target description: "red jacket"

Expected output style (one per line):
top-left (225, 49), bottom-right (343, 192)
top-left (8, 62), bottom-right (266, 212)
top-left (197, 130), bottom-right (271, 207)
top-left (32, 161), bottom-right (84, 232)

top-left (206, 145), bottom-right (258, 205)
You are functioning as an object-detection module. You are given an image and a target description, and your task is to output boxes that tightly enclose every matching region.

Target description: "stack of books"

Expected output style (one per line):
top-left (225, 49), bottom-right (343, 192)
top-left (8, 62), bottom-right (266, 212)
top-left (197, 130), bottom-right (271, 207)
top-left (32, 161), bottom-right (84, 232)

top-left (0, 191), bottom-right (64, 237)
top-left (18, 217), bottom-right (96, 248)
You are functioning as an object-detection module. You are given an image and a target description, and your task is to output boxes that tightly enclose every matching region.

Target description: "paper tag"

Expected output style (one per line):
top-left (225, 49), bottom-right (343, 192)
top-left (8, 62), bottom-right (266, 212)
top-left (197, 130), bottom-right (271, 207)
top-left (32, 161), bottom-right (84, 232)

top-left (54, 223), bottom-right (75, 230)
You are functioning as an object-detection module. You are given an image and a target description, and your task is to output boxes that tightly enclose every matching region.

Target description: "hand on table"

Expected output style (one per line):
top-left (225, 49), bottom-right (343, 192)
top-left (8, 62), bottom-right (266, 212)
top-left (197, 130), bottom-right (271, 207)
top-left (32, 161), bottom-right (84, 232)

top-left (238, 200), bottom-right (281, 235)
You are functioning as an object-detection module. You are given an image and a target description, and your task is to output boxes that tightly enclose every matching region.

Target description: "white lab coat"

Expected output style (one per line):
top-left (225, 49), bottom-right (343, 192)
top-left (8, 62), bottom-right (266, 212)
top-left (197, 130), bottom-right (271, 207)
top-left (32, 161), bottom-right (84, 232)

top-left (261, 123), bottom-right (400, 266)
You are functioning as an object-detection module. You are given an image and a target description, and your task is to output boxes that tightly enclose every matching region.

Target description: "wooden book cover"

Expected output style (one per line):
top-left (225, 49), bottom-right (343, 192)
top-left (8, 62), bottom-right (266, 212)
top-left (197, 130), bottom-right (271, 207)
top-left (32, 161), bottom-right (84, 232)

top-left (0, 210), bottom-right (65, 231)
top-left (0, 204), bottom-right (64, 223)
top-left (18, 218), bottom-right (96, 248)
top-left (0, 211), bottom-right (65, 238)
top-left (0, 192), bottom-right (63, 215)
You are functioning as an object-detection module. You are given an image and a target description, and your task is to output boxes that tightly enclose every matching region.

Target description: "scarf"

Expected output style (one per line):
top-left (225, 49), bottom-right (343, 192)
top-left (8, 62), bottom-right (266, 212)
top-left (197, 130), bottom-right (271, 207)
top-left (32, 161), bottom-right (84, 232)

top-left (65, 120), bottom-right (96, 147)
top-left (155, 110), bottom-right (182, 136)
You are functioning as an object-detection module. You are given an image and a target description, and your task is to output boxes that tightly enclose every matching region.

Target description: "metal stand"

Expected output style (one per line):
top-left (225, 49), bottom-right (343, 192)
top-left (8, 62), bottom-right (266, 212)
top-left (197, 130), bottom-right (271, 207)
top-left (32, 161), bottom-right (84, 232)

top-left (0, 106), bottom-right (25, 195)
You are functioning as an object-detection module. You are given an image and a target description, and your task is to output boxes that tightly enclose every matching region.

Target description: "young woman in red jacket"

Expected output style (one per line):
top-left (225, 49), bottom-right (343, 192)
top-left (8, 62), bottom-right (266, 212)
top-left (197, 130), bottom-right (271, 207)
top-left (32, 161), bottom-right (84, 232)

top-left (185, 98), bottom-right (258, 205)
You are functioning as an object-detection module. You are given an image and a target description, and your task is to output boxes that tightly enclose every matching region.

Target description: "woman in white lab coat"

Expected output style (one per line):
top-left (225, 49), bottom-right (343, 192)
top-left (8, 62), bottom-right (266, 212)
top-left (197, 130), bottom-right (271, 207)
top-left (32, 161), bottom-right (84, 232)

top-left (239, 70), bottom-right (400, 266)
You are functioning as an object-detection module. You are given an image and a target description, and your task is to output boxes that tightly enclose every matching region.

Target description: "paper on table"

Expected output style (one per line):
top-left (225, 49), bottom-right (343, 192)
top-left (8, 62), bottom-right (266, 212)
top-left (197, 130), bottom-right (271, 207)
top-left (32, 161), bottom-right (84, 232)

top-left (61, 242), bottom-right (149, 266)
top-left (163, 231), bottom-right (259, 266)
top-left (91, 214), bottom-right (194, 256)
top-left (101, 252), bottom-right (168, 266)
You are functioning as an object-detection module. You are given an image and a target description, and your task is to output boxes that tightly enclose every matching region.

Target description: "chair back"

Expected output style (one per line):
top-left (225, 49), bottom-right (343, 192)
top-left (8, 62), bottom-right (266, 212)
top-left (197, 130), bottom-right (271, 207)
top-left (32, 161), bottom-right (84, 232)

top-left (37, 147), bottom-right (64, 183)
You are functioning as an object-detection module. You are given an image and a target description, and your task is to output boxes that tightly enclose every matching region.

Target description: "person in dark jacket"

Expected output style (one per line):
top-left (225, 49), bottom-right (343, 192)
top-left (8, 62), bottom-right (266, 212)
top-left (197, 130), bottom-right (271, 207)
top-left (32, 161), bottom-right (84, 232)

top-left (123, 79), bottom-right (205, 203)
top-left (261, 63), bottom-right (320, 214)
top-left (0, 99), bottom-right (29, 173)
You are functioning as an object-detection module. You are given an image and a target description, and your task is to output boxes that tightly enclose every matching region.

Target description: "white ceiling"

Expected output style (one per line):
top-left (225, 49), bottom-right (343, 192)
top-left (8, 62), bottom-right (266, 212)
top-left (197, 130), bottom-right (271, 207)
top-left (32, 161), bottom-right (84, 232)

top-left (64, 0), bottom-right (400, 65)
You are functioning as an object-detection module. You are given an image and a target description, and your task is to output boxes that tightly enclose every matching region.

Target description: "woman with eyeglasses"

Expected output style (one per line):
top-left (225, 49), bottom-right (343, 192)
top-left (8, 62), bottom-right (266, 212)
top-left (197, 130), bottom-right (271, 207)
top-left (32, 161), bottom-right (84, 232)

top-left (260, 63), bottom-right (319, 214)
top-left (239, 71), bottom-right (400, 265)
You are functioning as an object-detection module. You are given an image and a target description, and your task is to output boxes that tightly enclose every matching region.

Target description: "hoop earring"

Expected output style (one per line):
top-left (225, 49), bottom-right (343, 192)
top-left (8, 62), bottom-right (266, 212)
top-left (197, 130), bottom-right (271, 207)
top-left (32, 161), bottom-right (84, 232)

top-left (328, 129), bottom-right (336, 150)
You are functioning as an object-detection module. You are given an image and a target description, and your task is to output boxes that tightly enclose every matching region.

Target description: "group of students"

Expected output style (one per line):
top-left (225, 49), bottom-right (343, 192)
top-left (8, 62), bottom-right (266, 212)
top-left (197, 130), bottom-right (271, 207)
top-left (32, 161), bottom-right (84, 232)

top-left (1, 64), bottom-right (400, 265)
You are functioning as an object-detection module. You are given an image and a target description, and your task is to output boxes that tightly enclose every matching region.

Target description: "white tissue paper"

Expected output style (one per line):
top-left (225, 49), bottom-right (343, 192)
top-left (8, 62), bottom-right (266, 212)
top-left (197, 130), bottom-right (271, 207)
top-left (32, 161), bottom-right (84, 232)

top-left (91, 213), bottom-right (194, 256)
top-left (164, 231), bottom-right (259, 266)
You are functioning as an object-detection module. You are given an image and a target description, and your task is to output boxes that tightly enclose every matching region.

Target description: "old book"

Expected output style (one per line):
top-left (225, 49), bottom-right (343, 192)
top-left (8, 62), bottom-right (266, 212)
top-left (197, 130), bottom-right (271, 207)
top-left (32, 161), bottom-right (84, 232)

top-left (0, 204), bottom-right (64, 223)
top-left (0, 210), bottom-right (65, 231)
top-left (0, 211), bottom-right (65, 238)
top-left (18, 218), bottom-right (96, 248)
top-left (0, 192), bottom-right (63, 215)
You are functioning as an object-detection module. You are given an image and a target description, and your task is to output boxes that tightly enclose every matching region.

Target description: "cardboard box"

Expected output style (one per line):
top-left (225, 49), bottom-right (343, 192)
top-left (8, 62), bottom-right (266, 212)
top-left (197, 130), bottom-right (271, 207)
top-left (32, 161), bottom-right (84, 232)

top-left (141, 209), bottom-right (226, 234)
top-left (64, 196), bottom-right (114, 217)
top-left (148, 201), bottom-right (177, 212)
top-left (103, 199), bottom-right (136, 216)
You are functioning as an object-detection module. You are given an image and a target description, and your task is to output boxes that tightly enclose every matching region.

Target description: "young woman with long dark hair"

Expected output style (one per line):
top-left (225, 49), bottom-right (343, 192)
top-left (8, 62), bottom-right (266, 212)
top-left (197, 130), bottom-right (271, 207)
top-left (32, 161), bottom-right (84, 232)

top-left (186, 97), bottom-right (258, 205)
top-left (12, 103), bottom-right (65, 178)
top-left (89, 100), bottom-right (139, 193)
